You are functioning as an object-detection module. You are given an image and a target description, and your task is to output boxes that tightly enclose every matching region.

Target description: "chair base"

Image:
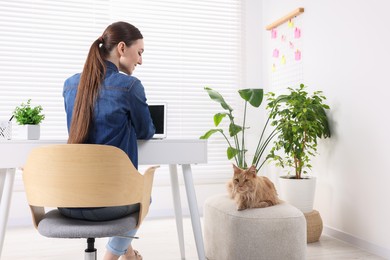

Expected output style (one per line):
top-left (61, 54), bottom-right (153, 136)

top-left (85, 238), bottom-right (97, 260)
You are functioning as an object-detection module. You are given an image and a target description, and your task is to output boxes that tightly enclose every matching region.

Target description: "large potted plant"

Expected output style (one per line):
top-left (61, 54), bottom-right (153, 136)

top-left (200, 87), bottom-right (277, 172)
top-left (266, 83), bottom-right (331, 213)
top-left (13, 99), bottom-right (45, 140)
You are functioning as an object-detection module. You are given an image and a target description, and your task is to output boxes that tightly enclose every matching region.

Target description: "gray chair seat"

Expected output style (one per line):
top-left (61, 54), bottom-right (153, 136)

top-left (38, 210), bottom-right (139, 238)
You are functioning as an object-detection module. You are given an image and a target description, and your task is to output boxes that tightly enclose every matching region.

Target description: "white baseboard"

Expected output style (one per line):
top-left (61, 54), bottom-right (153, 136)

top-left (323, 225), bottom-right (390, 259)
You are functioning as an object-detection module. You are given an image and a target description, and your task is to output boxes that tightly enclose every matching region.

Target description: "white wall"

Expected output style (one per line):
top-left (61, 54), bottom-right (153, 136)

top-left (7, 2), bottom-right (390, 258)
top-left (245, 0), bottom-right (390, 258)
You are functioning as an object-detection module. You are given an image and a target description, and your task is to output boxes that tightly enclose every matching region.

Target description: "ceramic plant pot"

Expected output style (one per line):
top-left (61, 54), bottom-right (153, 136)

top-left (278, 175), bottom-right (316, 213)
top-left (19, 124), bottom-right (40, 140)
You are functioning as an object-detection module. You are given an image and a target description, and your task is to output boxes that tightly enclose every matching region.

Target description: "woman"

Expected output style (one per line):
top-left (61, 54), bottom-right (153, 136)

top-left (62, 21), bottom-right (155, 260)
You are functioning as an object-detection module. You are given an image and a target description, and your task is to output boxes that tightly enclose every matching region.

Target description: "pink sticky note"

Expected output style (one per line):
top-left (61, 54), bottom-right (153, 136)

top-left (273, 48), bottom-right (279, 58)
top-left (295, 50), bottom-right (301, 61)
top-left (271, 29), bottom-right (277, 39)
top-left (281, 35), bottom-right (286, 42)
top-left (295, 27), bottom-right (301, 38)
top-left (289, 41), bottom-right (294, 49)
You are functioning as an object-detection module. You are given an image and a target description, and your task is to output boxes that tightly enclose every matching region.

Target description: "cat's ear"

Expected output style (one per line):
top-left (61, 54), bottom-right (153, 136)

top-left (247, 165), bottom-right (257, 177)
top-left (233, 164), bottom-right (241, 174)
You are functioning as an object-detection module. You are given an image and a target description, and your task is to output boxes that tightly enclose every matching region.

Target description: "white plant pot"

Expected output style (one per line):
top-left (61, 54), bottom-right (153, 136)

top-left (18, 124), bottom-right (40, 140)
top-left (279, 176), bottom-right (316, 213)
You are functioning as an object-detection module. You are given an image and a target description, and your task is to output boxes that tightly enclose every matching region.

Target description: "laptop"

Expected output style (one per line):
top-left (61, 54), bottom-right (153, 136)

top-left (148, 102), bottom-right (167, 139)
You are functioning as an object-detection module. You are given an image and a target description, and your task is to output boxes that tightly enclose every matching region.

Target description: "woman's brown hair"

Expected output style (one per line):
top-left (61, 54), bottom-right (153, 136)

top-left (67, 22), bottom-right (143, 144)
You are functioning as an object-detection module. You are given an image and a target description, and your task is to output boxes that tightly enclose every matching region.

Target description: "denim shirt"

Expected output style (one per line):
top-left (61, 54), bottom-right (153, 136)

top-left (63, 61), bottom-right (155, 168)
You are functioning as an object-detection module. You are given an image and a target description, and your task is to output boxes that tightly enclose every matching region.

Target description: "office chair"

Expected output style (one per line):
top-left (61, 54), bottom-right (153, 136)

top-left (22, 144), bottom-right (158, 260)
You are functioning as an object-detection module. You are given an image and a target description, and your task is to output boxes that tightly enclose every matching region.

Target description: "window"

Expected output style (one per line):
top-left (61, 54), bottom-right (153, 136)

top-left (0, 0), bottom-right (242, 184)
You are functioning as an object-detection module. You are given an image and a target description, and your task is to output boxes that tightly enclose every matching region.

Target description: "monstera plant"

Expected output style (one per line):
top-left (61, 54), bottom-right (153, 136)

top-left (200, 87), bottom-right (277, 172)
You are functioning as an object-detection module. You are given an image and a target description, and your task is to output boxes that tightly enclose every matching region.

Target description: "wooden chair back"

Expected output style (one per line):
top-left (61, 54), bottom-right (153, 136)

top-left (23, 144), bottom-right (157, 228)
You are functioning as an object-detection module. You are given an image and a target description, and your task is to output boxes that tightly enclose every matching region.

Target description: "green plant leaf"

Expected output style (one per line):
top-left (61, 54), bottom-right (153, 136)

top-left (204, 87), bottom-right (233, 111)
top-left (199, 129), bottom-right (223, 139)
top-left (314, 106), bottom-right (331, 138)
top-left (213, 113), bottom-right (227, 126)
top-left (238, 89), bottom-right (264, 107)
top-left (229, 123), bottom-right (242, 137)
top-left (13, 99), bottom-right (45, 125)
top-left (227, 147), bottom-right (239, 159)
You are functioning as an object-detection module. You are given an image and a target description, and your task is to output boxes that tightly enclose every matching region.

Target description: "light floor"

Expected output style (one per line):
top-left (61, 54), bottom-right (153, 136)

top-left (2, 217), bottom-right (385, 260)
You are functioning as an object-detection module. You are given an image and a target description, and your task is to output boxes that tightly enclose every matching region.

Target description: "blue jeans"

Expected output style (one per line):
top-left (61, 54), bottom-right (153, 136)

top-left (58, 204), bottom-right (140, 256)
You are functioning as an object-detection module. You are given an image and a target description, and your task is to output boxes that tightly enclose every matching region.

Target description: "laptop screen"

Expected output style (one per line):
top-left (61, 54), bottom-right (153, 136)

top-left (148, 103), bottom-right (167, 139)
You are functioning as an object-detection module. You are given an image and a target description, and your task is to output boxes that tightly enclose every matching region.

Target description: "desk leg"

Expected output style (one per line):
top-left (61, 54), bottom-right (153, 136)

top-left (182, 164), bottom-right (205, 260)
top-left (169, 164), bottom-right (186, 260)
top-left (0, 168), bottom-right (16, 258)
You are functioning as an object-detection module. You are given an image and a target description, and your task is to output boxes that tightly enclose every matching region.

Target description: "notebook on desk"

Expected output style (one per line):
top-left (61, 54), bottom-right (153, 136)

top-left (148, 102), bottom-right (167, 139)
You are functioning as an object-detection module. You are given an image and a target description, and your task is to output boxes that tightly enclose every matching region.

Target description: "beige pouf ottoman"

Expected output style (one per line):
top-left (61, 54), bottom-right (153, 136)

top-left (204, 194), bottom-right (307, 260)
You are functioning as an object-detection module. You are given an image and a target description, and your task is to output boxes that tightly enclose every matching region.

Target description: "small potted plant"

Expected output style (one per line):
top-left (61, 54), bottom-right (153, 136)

top-left (13, 99), bottom-right (45, 140)
top-left (266, 83), bottom-right (331, 213)
top-left (200, 87), bottom-right (277, 172)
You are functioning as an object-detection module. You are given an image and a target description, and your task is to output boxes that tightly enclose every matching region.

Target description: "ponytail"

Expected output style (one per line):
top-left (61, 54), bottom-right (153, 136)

top-left (67, 38), bottom-right (106, 143)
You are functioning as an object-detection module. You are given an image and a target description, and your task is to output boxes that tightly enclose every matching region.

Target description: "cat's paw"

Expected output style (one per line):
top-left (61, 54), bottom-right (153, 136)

top-left (259, 201), bottom-right (269, 208)
top-left (237, 205), bottom-right (246, 211)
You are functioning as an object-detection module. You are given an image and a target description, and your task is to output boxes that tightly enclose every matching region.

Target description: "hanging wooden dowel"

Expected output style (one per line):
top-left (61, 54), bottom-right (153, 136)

top-left (266, 7), bottom-right (304, 30)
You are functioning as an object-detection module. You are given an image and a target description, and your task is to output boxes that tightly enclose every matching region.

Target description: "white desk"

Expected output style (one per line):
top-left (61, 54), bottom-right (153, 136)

top-left (0, 139), bottom-right (207, 260)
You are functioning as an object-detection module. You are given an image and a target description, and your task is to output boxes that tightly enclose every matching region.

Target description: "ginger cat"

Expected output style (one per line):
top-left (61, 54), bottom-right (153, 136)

top-left (227, 164), bottom-right (280, 211)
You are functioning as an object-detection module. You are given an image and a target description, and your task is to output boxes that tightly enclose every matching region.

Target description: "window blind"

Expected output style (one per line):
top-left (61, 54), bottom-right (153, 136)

top-left (0, 0), bottom-right (242, 184)
top-left (0, 0), bottom-right (109, 138)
